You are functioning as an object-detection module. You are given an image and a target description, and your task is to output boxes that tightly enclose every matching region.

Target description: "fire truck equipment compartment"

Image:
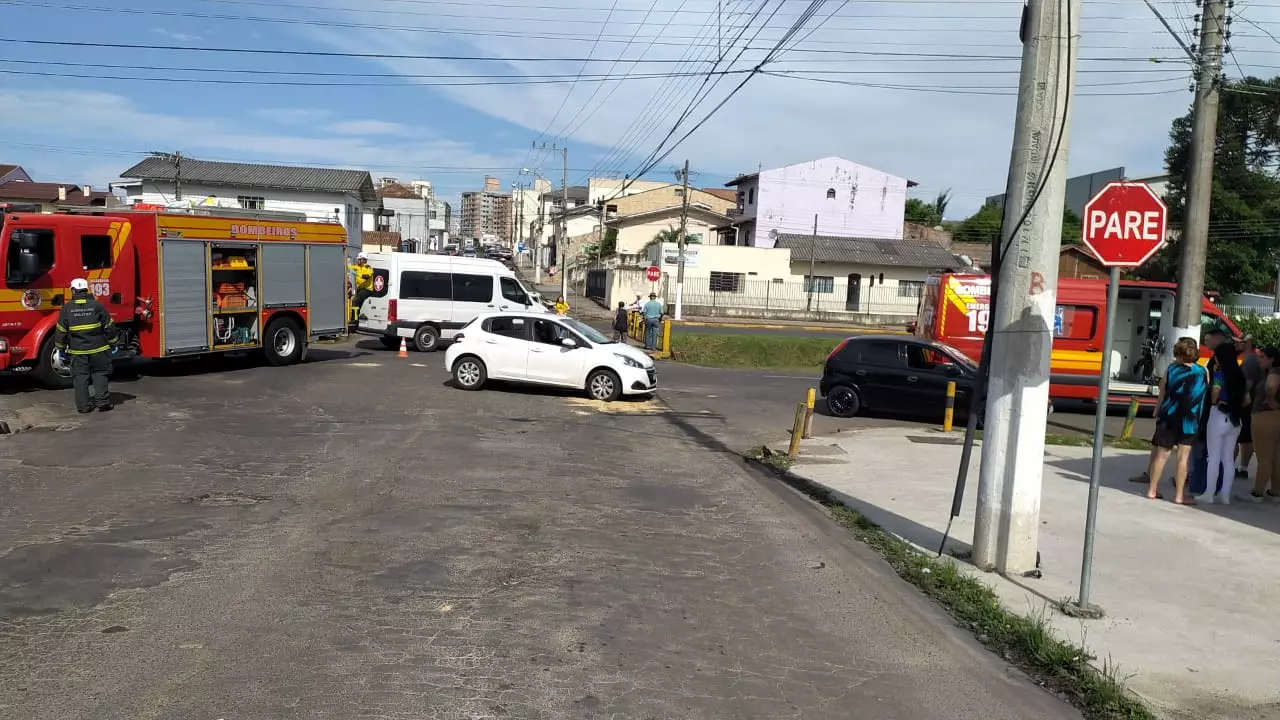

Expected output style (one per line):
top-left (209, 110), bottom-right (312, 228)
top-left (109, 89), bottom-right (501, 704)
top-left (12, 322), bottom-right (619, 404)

top-left (307, 244), bottom-right (346, 335)
top-left (261, 244), bottom-right (306, 308)
top-left (161, 240), bottom-right (212, 354)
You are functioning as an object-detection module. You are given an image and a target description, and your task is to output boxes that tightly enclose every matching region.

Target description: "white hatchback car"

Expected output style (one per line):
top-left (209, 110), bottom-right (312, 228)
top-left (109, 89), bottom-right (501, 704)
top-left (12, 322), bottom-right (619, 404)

top-left (444, 312), bottom-right (657, 401)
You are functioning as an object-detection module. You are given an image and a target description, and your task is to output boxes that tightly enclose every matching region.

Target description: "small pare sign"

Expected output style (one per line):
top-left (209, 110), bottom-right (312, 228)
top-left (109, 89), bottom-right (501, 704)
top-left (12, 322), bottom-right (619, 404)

top-left (1084, 209), bottom-right (1163, 241)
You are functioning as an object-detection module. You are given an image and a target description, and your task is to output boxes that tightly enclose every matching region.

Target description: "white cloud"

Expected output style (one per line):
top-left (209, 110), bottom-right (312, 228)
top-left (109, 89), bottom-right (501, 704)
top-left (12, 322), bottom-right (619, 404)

top-left (294, 0), bottom-right (1278, 217)
top-left (152, 28), bottom-right (201, 42)
top-left (0, 89), bottom-right (519, 204)
top-left (325, 119), bottom-right (411, 135)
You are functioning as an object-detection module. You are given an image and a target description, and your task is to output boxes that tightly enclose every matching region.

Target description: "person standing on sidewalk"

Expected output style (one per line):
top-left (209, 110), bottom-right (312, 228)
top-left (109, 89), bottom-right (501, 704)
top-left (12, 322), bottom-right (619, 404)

top-left (642, 293), bottom-right (664, 350)
top-left (1236, 334), bottom-right (1261, 479)
top-left (553, 295), bottom-right (570, 316)
top-left (1198, 341), bottom-right (1250, 505)
top-left (1145, 337), bottom-right (1210, 505)
top-left (1246, 347), bottom-right (1280, 502)
top-left (613, 301), bottom-right (629, 343)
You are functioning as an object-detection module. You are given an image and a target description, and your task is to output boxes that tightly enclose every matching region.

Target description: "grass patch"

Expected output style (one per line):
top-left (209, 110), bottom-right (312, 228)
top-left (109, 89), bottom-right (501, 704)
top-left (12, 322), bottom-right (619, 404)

top-left (747, 457), bottom-right (1153, 720)
top-left (967, 431), bottom-right (1149, 451)
top-left (670, 332), bottom-right (834, 370)
top-left (745, 444), bottom-right (795, 471)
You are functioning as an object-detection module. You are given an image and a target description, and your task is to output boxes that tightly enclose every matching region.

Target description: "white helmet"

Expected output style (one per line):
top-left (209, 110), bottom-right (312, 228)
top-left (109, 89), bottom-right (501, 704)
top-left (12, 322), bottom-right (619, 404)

top-left (70, 278), bottom-right (89, 291)
top-left (356, 252), bottom-right (368, 260)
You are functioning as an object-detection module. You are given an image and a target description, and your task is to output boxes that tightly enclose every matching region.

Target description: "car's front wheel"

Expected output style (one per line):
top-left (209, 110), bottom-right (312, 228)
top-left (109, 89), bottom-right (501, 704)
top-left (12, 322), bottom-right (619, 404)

top-left (826, 385), bottom-right (861, 418)
top-left (586, 368), bottom-right (622, 402)
top-left (452, 355), bottom-right (486, 390)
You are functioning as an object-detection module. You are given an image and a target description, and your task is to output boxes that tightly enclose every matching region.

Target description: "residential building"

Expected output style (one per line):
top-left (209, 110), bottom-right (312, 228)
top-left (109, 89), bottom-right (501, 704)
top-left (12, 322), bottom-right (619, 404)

top-left (1059, 244), bottom-right (1107, 280)
top-left (118, 156), bottom-right (376, 252)
top-left (585, 178), bottom-right (670, 205)
top-left (428, 198), bottom-right (451, 249)
top-left (373, 181), bottom-right (431, 252)
top-left (0, 181), bottom-right (118, 212)
top-left (0, 164), bottom-right (34, 184)
top-left (607, 185), bottom-right (734, 263)
top-left (459, 175), bottom-right (513, 244)
top-left (721, 156), bottom-right (915, 247)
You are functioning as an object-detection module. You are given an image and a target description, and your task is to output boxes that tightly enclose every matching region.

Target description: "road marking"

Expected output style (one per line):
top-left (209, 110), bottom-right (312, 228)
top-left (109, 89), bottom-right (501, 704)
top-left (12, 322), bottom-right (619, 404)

top-left (347, 362), bottom-right (382, 367)
top-left (410, 363), bottom-right (427, 367)
top-left (563, 397), bottom-right (662, 414)
top-left (763, 374), bottom-right (820, 380)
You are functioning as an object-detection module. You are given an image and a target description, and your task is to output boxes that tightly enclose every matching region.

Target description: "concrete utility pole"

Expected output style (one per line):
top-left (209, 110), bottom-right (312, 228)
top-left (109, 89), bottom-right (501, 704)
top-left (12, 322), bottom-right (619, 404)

top-left (1172, 0), bottom-right (1227, 344)
top-left (806, 213), bottom-right (818, 311)
top-left (535, 197), bottom-right (545, 284)
top-left (973, 0), bottom-right (1081, 576)
top-left (674, 159), bottom-right (691, 319)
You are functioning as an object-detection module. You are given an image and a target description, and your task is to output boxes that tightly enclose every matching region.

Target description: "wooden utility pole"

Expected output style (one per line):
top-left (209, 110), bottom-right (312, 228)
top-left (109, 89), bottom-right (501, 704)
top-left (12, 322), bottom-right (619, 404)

top-left (1172, 0), bottom-right (1226, 346)
top-left (674, 159), bottom-right (691, 320)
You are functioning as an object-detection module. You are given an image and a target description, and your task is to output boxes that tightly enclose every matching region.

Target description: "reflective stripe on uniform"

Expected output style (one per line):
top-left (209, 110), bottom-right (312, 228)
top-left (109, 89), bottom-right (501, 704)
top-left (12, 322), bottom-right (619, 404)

top-left (69, 322), bottom-right (102, 331)
top-left (68, 345), bottom-right (111, 355)
top-left (55, 323), bottom-right (67, 331)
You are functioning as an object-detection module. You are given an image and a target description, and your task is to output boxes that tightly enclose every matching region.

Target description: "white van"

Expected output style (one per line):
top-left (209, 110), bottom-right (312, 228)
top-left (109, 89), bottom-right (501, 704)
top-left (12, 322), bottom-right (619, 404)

top-left (357, 252), bottom-right (547, 351)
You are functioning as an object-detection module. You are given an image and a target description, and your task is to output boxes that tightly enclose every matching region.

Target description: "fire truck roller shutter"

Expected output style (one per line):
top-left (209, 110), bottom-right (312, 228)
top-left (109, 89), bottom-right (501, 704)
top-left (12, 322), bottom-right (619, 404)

top-left (161, 240), bottom-right (211, 354)
top-left (261, 243), bottom-right (306, 307)
top-left (307, 244), bottom-right (347, 335)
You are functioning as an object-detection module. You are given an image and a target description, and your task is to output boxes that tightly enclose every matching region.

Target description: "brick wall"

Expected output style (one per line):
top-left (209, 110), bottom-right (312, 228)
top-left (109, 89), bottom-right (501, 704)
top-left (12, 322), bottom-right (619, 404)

top-left (613, 186), bottom-right (735, 217)
top-left (903, 221), bottom-right (953, 246)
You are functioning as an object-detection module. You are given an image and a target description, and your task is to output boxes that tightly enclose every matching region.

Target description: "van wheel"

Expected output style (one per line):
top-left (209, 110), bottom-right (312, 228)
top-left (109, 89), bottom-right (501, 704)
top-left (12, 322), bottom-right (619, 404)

top-left (586, 369), bottom-right (622, 402)
top-left (413, 325), bottom-right (441, 352)
top-left (263, 317), bottom-right (305, 366)
top-left (379, 336), bottom-right (400, 350)
top-left (453, 356), bottom-right (486, 390)
top-left (33, 337), bottom-right (74, 389)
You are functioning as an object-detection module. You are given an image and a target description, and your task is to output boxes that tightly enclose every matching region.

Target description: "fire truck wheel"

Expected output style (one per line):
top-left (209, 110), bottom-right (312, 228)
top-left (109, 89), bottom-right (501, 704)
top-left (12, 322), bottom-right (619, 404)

top-left (413, 324), bottom-right (441, 352)
top-left (263, 317), bottom-right (305, 367)
top-left (33, 338), bottom-right (74, 390)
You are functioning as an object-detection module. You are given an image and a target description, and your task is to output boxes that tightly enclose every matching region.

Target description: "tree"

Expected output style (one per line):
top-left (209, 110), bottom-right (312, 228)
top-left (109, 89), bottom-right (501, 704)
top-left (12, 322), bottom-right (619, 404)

top-left (1136, 76), bottom-right (1280, 294)
top-left (934, 189), bottom-right (952, 220)
top-left (952, 201), bottom-right (1084, 249)
top-left (905, 198), bottom-right (941, 226)
top-left (600, 227), bottom-right (618, 257)
top-left (646, 226), bottom-right (699, 249)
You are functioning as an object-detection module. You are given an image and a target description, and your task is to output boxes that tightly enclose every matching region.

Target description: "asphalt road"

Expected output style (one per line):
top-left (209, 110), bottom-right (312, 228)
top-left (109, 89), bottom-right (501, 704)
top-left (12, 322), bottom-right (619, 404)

top-left (0, 341), bottom-right (1077, 719)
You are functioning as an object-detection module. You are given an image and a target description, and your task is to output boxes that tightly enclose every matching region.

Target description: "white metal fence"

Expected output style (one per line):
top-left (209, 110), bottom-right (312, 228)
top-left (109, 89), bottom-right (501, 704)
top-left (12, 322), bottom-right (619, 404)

top-left (678, 275), bottom-right (921, 316)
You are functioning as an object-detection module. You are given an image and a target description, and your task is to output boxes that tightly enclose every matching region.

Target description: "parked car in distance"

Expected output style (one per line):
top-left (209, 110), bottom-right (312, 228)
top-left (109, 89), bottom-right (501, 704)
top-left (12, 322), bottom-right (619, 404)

top-left (820, 335), bottom-right (980, 422)
top-left (445, 312), bottom-right (657, 401)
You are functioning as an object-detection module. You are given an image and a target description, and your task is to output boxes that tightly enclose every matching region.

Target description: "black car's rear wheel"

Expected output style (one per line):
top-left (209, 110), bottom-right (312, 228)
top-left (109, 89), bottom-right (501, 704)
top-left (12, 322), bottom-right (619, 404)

top-left (826, 385), bottom-right (861, 418)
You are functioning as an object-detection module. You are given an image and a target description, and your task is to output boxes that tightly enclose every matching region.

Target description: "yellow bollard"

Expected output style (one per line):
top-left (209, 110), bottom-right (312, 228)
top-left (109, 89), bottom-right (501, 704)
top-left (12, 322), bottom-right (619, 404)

top-left (659, 319), bottom-right (672, 358)
top-left (1121, 396), bottom-right (1140, 440)
top-left (788, 402), bottom-right (806, 458)
top-left (803, 388), bottom-right (816, 438)
top-left (943, 380), bottom-right (956, 432)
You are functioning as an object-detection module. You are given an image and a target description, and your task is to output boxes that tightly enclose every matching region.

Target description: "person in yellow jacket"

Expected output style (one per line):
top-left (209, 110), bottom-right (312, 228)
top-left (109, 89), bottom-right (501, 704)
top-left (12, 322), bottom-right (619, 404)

top-left (349, 252), bottom-right (374, 317)
top-left (553, 295), bottom-right (570, 316)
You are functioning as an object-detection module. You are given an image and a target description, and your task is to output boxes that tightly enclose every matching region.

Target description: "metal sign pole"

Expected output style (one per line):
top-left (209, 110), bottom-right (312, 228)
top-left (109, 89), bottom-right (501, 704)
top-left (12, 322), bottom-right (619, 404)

top-left (1067, 265), bottom-right (1121, 617)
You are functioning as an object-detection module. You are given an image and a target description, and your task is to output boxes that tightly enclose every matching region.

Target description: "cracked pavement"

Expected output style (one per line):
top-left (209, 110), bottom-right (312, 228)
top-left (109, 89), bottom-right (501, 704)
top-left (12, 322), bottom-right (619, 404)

top-left (0, 339), bottom-right (1078, 719)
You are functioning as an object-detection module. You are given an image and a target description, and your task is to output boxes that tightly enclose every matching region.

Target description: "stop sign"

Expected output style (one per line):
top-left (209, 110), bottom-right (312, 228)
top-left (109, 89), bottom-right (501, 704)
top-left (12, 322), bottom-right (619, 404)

top-left (1081, 181), bottom-right (1168, 267)
top-left (645, 265), bottom-right (662, 282)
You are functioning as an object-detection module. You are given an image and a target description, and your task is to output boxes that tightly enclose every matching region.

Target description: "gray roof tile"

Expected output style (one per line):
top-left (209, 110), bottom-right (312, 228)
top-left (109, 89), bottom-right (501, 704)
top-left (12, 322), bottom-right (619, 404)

top-left (121, 157), bottom-right (377, 202)
top-left (774, 233), bottom-right (960, 268)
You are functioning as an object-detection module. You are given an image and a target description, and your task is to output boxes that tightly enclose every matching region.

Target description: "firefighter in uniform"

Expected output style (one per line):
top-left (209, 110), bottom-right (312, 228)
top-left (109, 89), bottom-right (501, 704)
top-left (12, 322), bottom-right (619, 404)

top-left (53, 278), bottom-right (118, 413)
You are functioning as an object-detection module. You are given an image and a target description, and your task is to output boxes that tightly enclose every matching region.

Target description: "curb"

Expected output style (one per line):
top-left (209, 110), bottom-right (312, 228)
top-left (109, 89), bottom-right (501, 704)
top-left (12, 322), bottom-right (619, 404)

top-left (674, 320), bottom-right (907, 335)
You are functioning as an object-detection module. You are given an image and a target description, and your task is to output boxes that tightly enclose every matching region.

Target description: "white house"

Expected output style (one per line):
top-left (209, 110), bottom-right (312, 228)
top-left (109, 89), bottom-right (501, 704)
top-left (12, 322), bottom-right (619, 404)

top-left (721, 156), bottom-right (914, 248)
top-left (118, 156), bottom-right (377, 252)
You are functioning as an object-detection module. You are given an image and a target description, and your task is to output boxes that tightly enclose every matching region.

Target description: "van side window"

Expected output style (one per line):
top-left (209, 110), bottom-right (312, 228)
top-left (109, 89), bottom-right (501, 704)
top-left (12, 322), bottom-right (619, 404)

top-left (452, 273), bottom-right (493, 303)
top-left (499, 277), bottom-right (528, 304)
top-left (1055, 305), bottom-right (1096, 340)
top-left (80, 234), bottom-right (113, 270)
top-left (400, 271), bottom-right (450, 300)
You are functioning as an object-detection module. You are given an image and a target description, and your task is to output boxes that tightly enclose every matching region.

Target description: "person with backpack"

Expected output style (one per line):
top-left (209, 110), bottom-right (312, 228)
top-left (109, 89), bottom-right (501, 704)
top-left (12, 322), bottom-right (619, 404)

top-left (1197, 341), bottom-right (1251, 504)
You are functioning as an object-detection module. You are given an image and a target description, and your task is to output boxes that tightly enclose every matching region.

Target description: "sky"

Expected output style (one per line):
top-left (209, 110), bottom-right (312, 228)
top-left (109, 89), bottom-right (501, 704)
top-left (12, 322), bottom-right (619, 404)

top-left (0, 0), bottom-right (1278, 220)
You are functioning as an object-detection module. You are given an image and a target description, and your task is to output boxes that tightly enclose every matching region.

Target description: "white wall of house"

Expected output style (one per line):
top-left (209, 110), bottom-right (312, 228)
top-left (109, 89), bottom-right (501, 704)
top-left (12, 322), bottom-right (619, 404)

top-left (641, 242), bottom-right (927, 315)
top-left (614, 216), bottom-right (717, 259)
top-left (732, 157), bottom-right (908, 248)
top-left (126, 180), bottom-right (365, 251)
top-left (382, 196), bottom-right (430, 244)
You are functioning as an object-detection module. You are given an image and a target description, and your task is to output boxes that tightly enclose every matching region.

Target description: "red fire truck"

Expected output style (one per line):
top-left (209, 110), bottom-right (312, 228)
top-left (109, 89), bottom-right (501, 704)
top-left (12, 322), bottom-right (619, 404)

top-left (0, 205), bottom-right (349, 388)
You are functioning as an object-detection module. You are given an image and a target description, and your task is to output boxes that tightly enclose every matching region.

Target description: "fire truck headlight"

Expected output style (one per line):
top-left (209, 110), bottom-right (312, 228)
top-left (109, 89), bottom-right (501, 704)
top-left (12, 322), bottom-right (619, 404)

top-left (0, 337), bottom-right (8, 352)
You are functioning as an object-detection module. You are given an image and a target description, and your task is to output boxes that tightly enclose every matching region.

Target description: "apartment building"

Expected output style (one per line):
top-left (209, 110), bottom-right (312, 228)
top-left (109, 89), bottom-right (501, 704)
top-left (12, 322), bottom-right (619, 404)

top-left (459, 175), bottom-right (513, 243)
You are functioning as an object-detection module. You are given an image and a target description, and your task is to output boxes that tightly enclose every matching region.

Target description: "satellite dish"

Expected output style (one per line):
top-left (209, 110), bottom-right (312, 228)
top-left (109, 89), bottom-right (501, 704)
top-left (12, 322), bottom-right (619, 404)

top-left (769, 228), bottom-right (779, 239)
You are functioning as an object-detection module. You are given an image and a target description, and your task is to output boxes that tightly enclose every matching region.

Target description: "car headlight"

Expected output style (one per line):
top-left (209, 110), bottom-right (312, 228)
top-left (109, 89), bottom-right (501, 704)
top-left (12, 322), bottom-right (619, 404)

top-left (614, 353), bottom-right (644, 369)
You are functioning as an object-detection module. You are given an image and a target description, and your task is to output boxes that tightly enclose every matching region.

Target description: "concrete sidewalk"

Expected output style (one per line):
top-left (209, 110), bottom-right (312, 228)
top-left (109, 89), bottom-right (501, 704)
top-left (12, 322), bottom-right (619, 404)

top-left (787, 427), bottom-right (1280, 720)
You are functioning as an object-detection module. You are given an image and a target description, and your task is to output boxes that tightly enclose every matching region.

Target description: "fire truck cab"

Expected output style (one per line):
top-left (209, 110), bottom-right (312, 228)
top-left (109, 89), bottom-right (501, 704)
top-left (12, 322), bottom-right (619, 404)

top-left (1, 205), bottom-right (349, 388)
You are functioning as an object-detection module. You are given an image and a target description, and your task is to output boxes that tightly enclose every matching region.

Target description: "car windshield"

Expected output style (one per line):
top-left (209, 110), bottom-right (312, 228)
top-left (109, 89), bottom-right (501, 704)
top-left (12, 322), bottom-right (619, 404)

top-left (933, 342), bottom-right (978, 369)
top-left (561, 317), bottom-right (613, 344)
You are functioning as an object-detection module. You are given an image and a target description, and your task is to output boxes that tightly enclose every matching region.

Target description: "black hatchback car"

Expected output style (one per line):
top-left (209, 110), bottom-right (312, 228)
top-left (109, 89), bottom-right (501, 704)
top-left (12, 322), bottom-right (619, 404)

top-left (820, 335), bottom-right (981, 421)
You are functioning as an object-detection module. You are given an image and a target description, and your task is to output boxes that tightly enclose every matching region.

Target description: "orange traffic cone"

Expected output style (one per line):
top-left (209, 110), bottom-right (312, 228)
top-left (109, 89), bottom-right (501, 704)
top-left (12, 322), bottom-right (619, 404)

top-left (398, 337), bottom-right (409, 358)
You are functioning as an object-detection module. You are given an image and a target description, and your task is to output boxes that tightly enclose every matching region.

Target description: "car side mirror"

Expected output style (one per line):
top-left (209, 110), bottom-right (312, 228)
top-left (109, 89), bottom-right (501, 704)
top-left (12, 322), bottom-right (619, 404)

top-left (943, 363), bottom-right (961, 376)
top-left (561, 338), bottom-right (577, 348)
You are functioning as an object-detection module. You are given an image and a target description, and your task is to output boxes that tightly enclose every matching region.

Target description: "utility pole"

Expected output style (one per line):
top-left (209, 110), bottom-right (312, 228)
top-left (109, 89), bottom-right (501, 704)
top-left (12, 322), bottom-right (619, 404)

top-left (150, 151), bottom-right (183, 202)
top-left (972, 0), bottom-right (1081, 575)
top-left (1172, 0), bottom-right (1227, 344)
top-left (674, 159), bottom-right (691, 319)
top-left (806, 213), bottom-right (818, 311)
top-left (535, 197), bottom-right (545, 284)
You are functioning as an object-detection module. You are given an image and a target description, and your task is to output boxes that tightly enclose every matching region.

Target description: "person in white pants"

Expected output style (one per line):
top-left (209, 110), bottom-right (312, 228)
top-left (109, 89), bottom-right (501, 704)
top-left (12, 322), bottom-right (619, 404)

top-left (1200, 341), bottom-right (1251, 505)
